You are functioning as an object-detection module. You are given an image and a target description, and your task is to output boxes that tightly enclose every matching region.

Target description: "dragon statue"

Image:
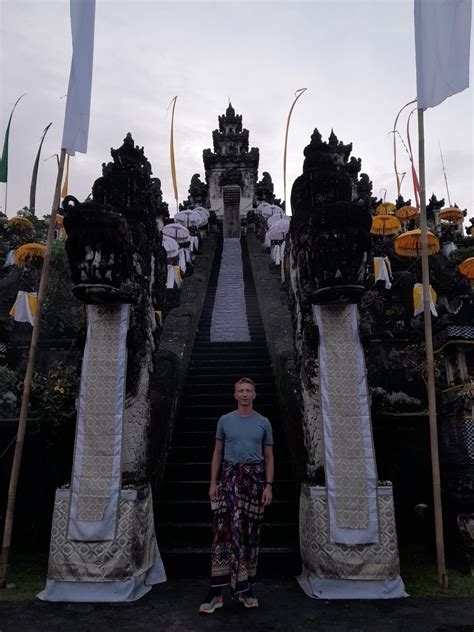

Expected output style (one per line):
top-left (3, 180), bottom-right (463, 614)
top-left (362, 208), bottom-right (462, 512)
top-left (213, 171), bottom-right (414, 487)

top-left (39, 133), bottom-right (168, 602)
top-left (287, 129), bottom-right (406, 599)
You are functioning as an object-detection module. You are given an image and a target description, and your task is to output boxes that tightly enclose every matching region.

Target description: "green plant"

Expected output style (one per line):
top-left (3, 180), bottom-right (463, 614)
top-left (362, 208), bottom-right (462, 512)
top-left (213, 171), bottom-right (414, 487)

top-left (30, 364), bottom-right (79, 439)
top-left (0, 365), bottom-right (20, 415)
top-left (41, 240), bottom-right (85, 338)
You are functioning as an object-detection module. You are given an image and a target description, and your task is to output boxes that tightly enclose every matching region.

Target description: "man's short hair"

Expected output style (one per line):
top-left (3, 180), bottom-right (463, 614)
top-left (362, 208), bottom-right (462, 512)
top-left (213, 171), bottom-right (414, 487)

top-left (234, 377), bottom-right (256, 389)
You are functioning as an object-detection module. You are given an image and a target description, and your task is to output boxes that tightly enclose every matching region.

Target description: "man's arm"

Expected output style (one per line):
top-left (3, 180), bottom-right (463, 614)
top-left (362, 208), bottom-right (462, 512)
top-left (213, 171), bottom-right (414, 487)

top-left (262, 444), bottom-right (274, 506)
top-left (209, 439), bottom-right (223, 501)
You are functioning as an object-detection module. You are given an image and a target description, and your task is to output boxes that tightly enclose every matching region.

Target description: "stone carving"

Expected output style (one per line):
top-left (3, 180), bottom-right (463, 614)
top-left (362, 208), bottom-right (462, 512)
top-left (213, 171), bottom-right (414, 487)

top-left (40, 134), bottom-right (167, 602)
top-left (256, 171), bottom-right (274, 203)
top-left (287, 128), bottom-right (404, 598)
top-left (203, 104), bottom-right (259, 210)
top-left (188, 173), bottom-right (208, 207)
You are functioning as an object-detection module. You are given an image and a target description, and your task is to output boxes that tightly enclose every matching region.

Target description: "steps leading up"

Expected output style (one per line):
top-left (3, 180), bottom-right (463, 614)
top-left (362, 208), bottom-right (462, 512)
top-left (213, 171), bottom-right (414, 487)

top-left (156, 235), bottom-right (300, 577)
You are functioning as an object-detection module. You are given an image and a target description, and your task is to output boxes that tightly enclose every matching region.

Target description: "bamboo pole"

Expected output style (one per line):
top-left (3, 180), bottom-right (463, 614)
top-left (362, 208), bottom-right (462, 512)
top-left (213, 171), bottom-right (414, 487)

top-left (417, 108), bottom-right (448, 589)
top-left (392, 98), bottom-right (417, 198)
top-left (0, 148), bottom-right (67, 588)
top-left (169, 96), bottom-right (179, 214)
top-left (283, 88), bottom-right (306, 210)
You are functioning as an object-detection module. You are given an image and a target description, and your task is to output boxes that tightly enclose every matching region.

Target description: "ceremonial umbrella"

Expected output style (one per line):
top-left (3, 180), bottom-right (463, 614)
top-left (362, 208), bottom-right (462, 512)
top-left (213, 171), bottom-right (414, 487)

top-left (437, 207), bottom-right (465, 224)
top-left (375, 202), bottom-right (396, 215)
top-left (161, 234), bottom-right (179, 259)
top-left (395, 205), bottom-right (418, 221)
top-left (370, 214), bottom-right (402, 236)
top-left (261, 204), bottom-right (284, 219)
top-left (256, 202), bottom-right (271, 213)
top-left (14, 243), bottom-right (46, 266)
top-left (193, 206), bottom-right (210, 223)
top-left (394, 229), bottom-right (440, 257)
top-left (174, 209), bottom-right (204, 228)
top-left (267, 213), bottom-right (287, 228)
top-left (458, 257), bottom-right (474, 280)
top-left (266, 217), bottom-right (291, 241)
top-left (163, 222), bottom-right (191, 244)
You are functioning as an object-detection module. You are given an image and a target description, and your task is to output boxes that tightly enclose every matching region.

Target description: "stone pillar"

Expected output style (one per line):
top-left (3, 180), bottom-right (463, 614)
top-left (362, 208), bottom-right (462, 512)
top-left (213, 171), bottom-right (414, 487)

top-left (222, 185), bottom-right (241, 238)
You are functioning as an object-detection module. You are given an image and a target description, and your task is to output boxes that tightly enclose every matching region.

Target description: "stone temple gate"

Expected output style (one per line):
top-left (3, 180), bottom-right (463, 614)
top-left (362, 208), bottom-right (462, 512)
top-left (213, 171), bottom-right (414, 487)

top-left (27, 113), bottom-right (473, 602)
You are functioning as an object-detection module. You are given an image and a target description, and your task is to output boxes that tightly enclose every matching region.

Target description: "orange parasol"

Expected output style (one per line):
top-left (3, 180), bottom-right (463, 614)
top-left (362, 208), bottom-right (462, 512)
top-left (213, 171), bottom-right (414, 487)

top-left (395, 205), bottom-right (418, 221)
top-left (437, 207), bottom-right (465, 224)
top-left (458, 257), bottom-right (474, 280)
top-left (370, 214), bottom-right (401, 236)
top-left (375, 202), bottom-right (396, 215)
top-left (394, 229), bottom-right (440, 257)
top-left (14, 243), bottom-right (46, 267)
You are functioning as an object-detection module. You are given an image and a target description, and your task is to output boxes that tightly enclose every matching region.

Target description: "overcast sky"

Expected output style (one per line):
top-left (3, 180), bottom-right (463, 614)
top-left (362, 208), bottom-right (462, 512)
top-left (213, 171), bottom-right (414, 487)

top-left (1, 0), bottom-right (473, 222)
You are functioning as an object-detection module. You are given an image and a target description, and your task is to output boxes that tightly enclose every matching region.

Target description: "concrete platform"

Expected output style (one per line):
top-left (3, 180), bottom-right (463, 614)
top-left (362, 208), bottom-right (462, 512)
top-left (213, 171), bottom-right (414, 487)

top-left (0, 577), bottom-right (473, 631)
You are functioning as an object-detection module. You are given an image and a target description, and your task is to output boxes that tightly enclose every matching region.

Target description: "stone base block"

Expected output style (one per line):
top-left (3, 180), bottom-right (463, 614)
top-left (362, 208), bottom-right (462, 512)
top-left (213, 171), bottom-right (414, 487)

top-left (299, 485), bottom-right (406, 599)
top-left (38, 485), bottom-right (166, 602)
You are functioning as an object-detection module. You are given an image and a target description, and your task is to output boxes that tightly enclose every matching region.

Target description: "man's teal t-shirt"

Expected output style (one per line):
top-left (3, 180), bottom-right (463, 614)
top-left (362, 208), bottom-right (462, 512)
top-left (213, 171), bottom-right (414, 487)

top-left (215, 410), bottom-right (273, 464)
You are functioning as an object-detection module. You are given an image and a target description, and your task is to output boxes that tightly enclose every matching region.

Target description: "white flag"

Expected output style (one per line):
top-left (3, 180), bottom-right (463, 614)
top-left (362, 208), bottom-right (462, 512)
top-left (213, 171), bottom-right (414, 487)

top-left (414, 0), bottom-right (471, 109)
top-left (61, 0), bottom-right (96, 154)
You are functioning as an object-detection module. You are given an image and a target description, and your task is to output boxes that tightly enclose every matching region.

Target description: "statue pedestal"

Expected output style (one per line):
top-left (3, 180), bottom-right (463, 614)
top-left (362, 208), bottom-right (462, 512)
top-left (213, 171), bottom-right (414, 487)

top-left (38, 484), bottom-right (166, 602)
top-left (298, 485), bottom-right (406, 599)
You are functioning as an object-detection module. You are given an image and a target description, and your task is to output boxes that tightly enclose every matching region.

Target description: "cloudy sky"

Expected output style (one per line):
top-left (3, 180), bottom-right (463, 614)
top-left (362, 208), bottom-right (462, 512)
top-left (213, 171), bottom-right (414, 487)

top-left (1, 0), bottom-right (473, 221)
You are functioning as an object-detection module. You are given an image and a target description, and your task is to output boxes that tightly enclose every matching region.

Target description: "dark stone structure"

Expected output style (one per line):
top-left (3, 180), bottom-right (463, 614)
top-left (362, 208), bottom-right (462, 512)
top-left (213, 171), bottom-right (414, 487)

top-left (203, 103), bottom-right (259, 214)
top-left (188, 173), bottom-right (208, 208)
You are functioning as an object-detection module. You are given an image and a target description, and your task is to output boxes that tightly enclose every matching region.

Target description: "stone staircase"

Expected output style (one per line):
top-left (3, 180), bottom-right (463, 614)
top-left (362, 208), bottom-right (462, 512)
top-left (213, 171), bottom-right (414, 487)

top-left (156, 236), bottom-right (300, 577)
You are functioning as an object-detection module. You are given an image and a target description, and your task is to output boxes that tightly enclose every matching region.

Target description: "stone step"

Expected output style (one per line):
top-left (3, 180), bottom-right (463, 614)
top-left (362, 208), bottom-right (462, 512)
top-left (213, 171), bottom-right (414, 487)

top-left (184, 376), bottom-right (275, 388)
top-left (180, 393), bottom-right (276, 406)
top-left (156, 499), bottom-right (299, 523)
top-left (183, 383), bottom-right (275, 395)
top-left (156, 521), bottom-right (299, 548)
top-left (179, 404), bottom-right (280, 418)
top-left (158, 479), bottom-right (299, 501)
top-left (163, 460), bottom-right (293, 481)
top-left (167, 442), bottom-right (289, 463)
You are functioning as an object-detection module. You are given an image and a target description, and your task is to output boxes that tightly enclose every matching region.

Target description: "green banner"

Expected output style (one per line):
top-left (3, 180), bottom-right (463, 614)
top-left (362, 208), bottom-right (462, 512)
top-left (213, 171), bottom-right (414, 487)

top-left (0, 94), bottom-right (26, 183)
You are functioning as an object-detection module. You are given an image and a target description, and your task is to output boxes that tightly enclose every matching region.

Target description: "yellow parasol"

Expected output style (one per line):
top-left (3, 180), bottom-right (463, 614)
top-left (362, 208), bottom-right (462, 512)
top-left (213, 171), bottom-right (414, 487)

top-left (370, 214), bottom-right (401, 236)
top-left (15, 243), bottom-right (46, 267)
top-left (375, 202), bottom-right (396, 215)
top-left (458, 257), bottom-right (474, 280)
top-left (394, 229), bottom-right (440, 257)
top-left (395, 205), bottom-right (418, 221)
top-left (437, 207), bottom-right (465, 224)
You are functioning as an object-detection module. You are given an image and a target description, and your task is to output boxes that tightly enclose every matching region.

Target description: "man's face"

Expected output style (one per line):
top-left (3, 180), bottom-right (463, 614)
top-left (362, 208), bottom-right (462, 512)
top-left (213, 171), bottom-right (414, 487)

top-left (234, 382), bottom-right (256, 406)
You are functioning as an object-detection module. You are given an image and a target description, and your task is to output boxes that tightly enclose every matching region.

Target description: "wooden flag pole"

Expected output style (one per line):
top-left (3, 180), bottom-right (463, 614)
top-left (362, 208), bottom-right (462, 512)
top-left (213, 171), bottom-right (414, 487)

top-left (392, 98), bottom-right (417, 198)
top-left (417, 108), bottom-right (448, 589)
top-left (0, 147), bottom-right (66, 588)
top-left (169, 96), bottom-right (179, 213)
top-left (283, 88), bottom-right (306, 210)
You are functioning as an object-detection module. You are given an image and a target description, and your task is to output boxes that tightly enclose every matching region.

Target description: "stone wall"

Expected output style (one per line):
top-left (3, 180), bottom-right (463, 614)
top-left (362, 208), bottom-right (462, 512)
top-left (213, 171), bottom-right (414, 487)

top-left (150, 234), bottom-right (218, 491)
top-left (246, 232), bottom-right (306, 480)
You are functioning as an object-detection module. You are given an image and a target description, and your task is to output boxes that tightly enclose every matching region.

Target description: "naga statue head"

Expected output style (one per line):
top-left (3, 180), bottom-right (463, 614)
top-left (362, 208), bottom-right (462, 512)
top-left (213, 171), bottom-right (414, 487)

top-left (63, 133), bottom-right (166, 308)
top-left (290, 128), bottom-right (372, 304)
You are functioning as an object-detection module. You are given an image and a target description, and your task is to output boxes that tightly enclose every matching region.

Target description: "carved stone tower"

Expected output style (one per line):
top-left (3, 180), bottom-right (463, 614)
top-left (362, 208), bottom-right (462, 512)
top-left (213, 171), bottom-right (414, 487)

top-left (203, 103), bottom-right (259, 218)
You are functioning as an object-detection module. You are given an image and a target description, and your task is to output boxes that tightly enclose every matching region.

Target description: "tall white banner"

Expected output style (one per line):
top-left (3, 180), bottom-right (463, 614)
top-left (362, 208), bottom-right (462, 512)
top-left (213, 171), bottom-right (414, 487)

top-left (61, 0), bottom-right (96, 155)
top-left (415, 0), bottom-right (471, 110)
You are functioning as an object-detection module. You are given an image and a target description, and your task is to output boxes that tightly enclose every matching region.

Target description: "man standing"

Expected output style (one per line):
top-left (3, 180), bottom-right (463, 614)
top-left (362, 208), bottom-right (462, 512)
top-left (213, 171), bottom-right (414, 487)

top-left (199, 377), bottom-right (274, 614)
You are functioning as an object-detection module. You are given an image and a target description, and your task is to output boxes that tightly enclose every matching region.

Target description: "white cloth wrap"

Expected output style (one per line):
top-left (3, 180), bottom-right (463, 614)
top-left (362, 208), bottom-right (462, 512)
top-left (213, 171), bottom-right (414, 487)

top-left (68, 304), bottom-right (129, 541)
top-left (210, 238), bottom-right (250, 342)
top-left (313, 304), bottom-right (379, 545)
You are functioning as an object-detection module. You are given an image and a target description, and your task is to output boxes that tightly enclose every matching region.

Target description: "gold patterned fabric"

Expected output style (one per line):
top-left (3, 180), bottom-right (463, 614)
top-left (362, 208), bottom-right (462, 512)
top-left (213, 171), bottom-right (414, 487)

top-left (299, 486), bottom-right (400, 580)
top-left (313, 305), bottom-right (378, 544)
top-left (68, 304), bottom-right (129, 541)
top-left (48, 486), bottom-right (158, 582)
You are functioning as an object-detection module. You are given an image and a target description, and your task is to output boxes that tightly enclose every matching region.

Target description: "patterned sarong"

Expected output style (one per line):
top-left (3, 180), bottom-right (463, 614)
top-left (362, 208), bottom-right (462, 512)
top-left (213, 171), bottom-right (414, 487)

top-left (211, 461), bottom-right (265, 592)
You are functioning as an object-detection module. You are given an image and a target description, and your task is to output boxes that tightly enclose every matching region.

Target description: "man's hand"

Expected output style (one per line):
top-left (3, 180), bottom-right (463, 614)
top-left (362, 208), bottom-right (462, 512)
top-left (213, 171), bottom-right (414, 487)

top-left (262, 485), bottom-right (273, 507)
top-left (209, 482), bottom-right (218, 501)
